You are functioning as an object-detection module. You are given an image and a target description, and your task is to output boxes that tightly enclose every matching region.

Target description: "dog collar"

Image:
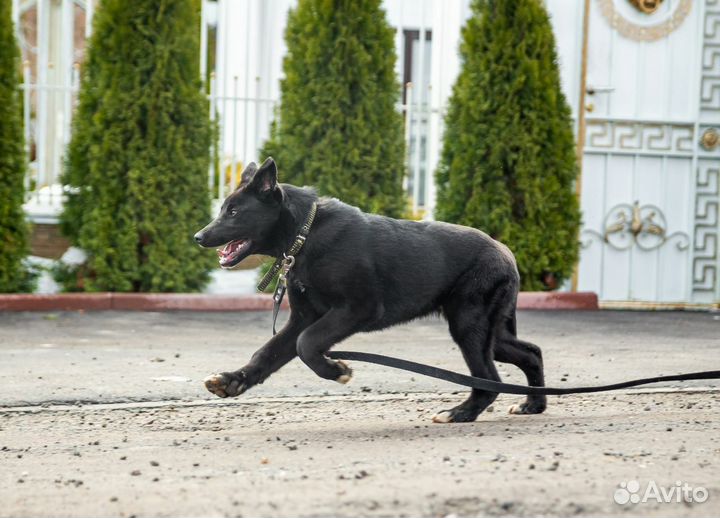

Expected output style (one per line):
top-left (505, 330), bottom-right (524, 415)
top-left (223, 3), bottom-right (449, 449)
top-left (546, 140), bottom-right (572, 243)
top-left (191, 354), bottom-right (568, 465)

top-left (256, 201), bottom-right (317, 293)
top-left (258, 202), bottom-right (317, 335)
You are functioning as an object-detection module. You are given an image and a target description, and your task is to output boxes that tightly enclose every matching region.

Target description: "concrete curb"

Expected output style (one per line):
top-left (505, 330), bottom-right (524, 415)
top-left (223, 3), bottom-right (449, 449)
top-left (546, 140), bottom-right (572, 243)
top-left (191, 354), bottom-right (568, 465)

top-left (0, 291), bottom-right (597, 311)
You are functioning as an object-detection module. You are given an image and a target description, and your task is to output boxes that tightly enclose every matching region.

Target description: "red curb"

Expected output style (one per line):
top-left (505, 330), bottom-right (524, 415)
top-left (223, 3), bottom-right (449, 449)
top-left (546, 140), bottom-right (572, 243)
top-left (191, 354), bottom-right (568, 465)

top-left (0, 293), bottom-right (113, 311)
top-left (518, 291), bottom-right (598, 310)
top-left (110, 293), bottom-right (288, 311)
top-left (0, 292), bottom-right (596, 312)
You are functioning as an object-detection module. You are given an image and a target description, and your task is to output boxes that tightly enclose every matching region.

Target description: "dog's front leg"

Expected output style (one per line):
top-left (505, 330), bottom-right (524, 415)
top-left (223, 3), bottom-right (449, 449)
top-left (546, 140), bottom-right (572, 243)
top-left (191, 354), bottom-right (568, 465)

top-left (296, 306), bottom-right (374, 384)
top-left (204, 311), bottom-right (313, 398)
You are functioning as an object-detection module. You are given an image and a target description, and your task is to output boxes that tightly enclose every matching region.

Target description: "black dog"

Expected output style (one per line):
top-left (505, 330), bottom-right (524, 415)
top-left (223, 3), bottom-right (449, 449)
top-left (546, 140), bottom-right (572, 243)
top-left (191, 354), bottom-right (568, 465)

top-left (194, 158), bottom-right (546, 423)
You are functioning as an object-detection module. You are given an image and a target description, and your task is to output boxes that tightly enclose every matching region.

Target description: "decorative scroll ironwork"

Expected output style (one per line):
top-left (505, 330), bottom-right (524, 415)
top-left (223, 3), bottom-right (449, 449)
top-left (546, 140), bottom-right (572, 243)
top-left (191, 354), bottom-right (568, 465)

top-left (582, 201), bottom-right (690, 251)
top-left (597, 0), bottom-right (692, 41)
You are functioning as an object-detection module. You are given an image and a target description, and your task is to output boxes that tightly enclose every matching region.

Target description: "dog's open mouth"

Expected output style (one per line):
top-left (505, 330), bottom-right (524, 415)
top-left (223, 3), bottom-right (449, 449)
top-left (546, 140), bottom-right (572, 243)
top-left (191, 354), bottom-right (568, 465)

top-left (217, 239), bottom-right (252, 268)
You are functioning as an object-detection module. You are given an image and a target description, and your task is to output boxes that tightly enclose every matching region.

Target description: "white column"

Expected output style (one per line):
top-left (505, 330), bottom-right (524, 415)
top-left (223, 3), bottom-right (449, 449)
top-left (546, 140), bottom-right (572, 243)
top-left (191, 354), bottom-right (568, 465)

top-left (412, 0), bottom-right (427, 214)
top-left (61, 0), bottom-right (74, 145)
top-left (85, 0), bottom-right (93, 38)
top-left (425, 0), bottom-right (468, 218)
top-left (36, 0), bottom-right (49, 198)
top-left (11, 0), bottom-right (19, 27)
top-left (200, 0), bottom-right (208, 81)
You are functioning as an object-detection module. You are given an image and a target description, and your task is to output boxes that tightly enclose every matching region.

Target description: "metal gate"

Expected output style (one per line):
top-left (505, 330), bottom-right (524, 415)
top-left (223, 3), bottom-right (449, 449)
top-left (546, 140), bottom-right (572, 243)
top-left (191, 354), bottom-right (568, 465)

top-left (575, 0), bottom-right (719, 307)
top-left (13, 0), bottom-right (91, 223)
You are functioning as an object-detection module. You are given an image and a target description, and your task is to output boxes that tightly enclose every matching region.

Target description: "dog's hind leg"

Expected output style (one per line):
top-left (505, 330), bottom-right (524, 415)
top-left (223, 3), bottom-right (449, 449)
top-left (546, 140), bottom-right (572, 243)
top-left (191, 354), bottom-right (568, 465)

top-left (295, 306), bottom-right (375, 383)
top-left (432, 288), bottom-right (506, 423)
top-left (494, 312), bottom-right (547, 414)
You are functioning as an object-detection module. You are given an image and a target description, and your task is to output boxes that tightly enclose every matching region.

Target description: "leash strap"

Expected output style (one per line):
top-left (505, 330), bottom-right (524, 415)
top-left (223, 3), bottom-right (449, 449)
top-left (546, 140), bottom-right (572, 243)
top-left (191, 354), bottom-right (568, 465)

top-left (326, 350), bottom-right (720, 395)
top-left (257, 202), bottom-right (318, 334)
top-left (258, 201), bottom-right (720, 392)
top-left (257, 261), bottom-right (283, 293)
top-left (271, 282), bottom-right (286, 336)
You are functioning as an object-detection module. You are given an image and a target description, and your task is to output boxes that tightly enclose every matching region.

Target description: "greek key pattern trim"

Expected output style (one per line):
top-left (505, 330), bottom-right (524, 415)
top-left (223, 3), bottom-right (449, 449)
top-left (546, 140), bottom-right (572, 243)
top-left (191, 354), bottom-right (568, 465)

top-left (692, 161), bottom-right (719, 293)
top-left (585, 120), bottom-right (694, 154)
top-left (700, 0), bottom-right (720, 114)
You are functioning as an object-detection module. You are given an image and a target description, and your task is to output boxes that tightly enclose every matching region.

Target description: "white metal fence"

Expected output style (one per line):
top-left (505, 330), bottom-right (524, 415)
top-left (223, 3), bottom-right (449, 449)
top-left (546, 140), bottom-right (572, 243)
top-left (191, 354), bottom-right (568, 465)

top-left (207, 78), bottom-right (445, 217)
top-left (19, 65), bottom-right (79, 223)
top-left (15, 0), bottom-right (462, 222)
top-left (14, 0), bottom-right (91, 223)
top-left (204, 0), bottom-right (457, 217)
top-left (207, 74), bottom-right (278, 208)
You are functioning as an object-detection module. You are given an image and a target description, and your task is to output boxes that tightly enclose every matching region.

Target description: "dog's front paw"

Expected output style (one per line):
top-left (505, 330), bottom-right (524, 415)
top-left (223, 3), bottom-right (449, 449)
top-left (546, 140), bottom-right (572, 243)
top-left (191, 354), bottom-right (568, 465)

top-left (203, 371), bottom-right (247, 398)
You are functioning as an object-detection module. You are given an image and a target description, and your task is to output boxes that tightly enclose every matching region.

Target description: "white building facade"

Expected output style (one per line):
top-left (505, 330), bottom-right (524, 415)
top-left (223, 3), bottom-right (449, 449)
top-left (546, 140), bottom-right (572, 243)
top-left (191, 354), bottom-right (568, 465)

top-left (14, 0), bottom-right (720, 307)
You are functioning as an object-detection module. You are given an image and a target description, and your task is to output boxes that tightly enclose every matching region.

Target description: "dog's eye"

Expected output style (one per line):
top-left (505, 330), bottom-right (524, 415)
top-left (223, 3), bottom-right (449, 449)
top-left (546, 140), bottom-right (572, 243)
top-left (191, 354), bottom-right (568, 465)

top-left (229, 208), bottom-right (238, 217)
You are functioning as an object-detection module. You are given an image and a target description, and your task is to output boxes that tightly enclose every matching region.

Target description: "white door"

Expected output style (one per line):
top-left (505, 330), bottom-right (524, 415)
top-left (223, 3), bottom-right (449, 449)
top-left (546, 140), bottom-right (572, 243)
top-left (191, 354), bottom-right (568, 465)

top-left (576, 0), bottom-right (720, 306)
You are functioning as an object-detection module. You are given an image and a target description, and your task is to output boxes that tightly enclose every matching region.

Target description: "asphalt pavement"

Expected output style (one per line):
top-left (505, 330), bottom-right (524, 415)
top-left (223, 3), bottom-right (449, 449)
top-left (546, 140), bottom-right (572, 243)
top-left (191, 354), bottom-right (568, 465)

top-left (1, 309), bottom-right (718, 517)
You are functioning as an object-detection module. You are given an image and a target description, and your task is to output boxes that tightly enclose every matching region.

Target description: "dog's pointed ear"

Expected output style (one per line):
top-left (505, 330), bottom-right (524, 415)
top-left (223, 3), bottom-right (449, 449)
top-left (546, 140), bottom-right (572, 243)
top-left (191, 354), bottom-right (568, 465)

top-left (249, 157), bottom-right (279, 194)
top-left (237, 162), bottom-right (258, 189)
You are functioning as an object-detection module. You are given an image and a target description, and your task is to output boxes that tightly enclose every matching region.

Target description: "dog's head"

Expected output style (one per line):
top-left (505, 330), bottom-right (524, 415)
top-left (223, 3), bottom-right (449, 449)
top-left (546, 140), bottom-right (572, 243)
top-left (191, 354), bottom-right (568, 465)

top-left (194, 157), bottom-right (283, 268)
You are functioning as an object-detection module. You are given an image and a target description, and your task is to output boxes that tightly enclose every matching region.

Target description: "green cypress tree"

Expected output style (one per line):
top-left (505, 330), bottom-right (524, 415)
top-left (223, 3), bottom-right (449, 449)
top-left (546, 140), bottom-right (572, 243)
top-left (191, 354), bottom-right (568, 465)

top-left (0, 0), bottom-right (34, 292)
top-left (60, 0), bottom-right (213, 292)
top-left (261, 0), bottom-right (406, 217)
top-left (435, 0), bottom-right (581, 291)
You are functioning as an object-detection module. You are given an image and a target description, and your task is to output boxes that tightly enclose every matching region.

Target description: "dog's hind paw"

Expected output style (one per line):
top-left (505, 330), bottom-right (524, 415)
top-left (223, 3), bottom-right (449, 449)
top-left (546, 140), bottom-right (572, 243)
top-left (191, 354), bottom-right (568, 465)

top-left (431, 411), bottom-right (453, 423)
top-left (203, 371), bottom-right (246, 398)
top-left (431, 404), bottom-right (481, 423)
top-left (335, 360), bottom-right (353, 384)
top-left (508, 398), bottom-right (547, 415)
top-left (507, 404), bottom-right (523, 414)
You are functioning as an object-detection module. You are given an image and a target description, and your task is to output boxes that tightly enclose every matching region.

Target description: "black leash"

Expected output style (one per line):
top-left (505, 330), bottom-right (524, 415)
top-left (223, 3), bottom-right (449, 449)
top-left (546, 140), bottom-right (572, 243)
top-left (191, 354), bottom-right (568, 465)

top-left (260, 202), bottom-right (720, 395)
top-left (327, 350), bottom-right (720, 395)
